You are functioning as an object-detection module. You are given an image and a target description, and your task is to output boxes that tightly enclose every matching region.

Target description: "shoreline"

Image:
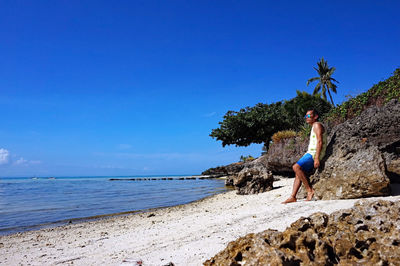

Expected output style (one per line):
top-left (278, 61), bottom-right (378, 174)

top-left (2, 178), bottom-right (400, 265)
top-left (0, 182), bottom-right (232, 237)
top-left (0, 175), bottom-right (229, 236)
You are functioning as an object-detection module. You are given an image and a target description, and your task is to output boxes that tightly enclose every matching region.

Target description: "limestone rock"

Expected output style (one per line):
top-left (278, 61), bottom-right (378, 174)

top-left (265, 136), bottom-right (308, 174)
top-left (202, 162), bottom-right (247, 179)
top-left (311, 145), bottom-right (390, 199)
top-left (385, 156), bottom-right (400, 183)
top-left (233, 157), bottom-right (274, 195)
top-left (224, 175), bottom-right (234, 186)
top-left (204, 199), bottom-right (400, 266)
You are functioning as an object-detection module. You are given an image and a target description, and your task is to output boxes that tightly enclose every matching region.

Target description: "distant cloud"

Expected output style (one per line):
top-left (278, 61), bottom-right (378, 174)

top-left (14, 157), bottom-right (28, 165)
top-left (0, 148), bottom-right (10, 165)
top-left (98, 165), bottom-right (120, 169)
top-left (0, 149), bottom-right (42, 167)
top-left (13, 157), bottom-right (41, 166)
top-left (117, 144), bottom-right (132, 150)
top-left (203, 112), bottom-right (216, 117)
top-left (92, 164), bottom-right (138, 171)
top-left (95, 151), bottom-right (204, 160)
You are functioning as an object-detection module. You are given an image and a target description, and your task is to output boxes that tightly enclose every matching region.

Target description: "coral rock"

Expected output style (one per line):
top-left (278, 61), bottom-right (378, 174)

top-left (233, 158), bottom-right (274, 195)
top-left (204, 200), bottom-right (400, 266)
top-left (265, 137), bottom-right (308, 174)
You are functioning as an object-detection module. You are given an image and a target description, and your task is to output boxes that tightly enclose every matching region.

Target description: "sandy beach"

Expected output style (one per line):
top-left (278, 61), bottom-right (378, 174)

top-left (1, 177), bottom-right (400, 266)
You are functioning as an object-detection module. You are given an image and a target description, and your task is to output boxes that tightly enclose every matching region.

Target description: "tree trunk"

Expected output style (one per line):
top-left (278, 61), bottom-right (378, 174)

top-left (328, 90), bottom-right (335, 106)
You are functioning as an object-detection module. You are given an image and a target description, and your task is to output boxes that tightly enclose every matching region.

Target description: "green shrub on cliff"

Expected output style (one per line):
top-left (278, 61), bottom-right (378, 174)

top-left (240, 155), bottom-right (255, 162)
top-left (210, 91), bottom-right (332, 147)
top-left (325, 67), bottom-right (400, 125)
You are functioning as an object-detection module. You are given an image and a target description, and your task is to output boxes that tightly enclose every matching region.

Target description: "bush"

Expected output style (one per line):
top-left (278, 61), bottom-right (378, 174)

top-left (298, 123), bottom-right (312, 140)
top-left (240, 155), bottom-right (255, 162)
top-left (325, 68), bottom-right (400, 125)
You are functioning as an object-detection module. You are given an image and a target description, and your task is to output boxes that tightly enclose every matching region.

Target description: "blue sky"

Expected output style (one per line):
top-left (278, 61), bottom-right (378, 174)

top-left (1, 1), bottom-right (399, 177)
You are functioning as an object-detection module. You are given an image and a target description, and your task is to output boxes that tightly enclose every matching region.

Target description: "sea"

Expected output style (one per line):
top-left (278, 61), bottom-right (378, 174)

top-left (0, 175), bottom-right (228, 235)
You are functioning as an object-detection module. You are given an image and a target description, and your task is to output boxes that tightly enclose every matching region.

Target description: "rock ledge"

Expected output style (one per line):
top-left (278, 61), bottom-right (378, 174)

top-left (205, 199), bottom-right (400, 265)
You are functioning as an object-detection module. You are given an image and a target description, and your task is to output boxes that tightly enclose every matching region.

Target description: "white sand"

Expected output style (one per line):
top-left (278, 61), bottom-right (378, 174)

top-left (1, 178), bottom-right (400, 266)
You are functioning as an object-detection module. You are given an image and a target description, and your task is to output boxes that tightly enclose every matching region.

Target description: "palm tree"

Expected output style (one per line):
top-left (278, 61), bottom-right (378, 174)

top-left (307, 58), bottom-right (339, 105)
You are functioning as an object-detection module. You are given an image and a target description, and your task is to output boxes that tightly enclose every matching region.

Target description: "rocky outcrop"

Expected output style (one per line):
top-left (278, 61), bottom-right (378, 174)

top-left (303, 99), bottom-right (400, 200)
top-left (202, 162), bottom-right (246, 179)
top-left (201, 160), bottom-right (272, 193)
top-left (204, 100), bottom-right (400, 197)
top-left (204, 199), bottom-right (400, 265)
top-left (232, 157), bottom-right (274, 195)
top-left (266, 137), bottom-right (308, 174)
top-left (383, 152), bottom-right (400, 183)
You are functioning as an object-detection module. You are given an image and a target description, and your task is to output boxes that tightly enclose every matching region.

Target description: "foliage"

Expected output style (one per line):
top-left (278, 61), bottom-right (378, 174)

top-left (282, 90), bottom-right (333, 129)
top-left (325, 67), bottom-right (400, 125)
top-left (240, 155), bottom-right (255, 162)
top-left (210, 91), bottom-right (332, 147)
top-left (307, 58), bottom-right (339, 105)
top-left (271, 130), bottom-right (298, 143)
top-left (210, 102), bottom-right (285, 147)
top-left (299, 122), bottom-right (312, 140)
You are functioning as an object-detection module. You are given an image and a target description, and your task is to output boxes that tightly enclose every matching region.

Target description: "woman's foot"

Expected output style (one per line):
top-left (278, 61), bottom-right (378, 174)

top-left (282, 196), bottom-right (297, 204)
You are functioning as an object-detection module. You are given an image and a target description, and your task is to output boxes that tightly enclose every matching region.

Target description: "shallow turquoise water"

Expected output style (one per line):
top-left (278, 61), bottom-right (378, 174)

top-left (0, 176), bottom-right (227, 235)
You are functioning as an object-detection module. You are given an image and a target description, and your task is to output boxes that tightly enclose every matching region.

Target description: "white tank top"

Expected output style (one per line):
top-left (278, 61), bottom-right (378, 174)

top-left (307, 122), bottom-right (327, 159)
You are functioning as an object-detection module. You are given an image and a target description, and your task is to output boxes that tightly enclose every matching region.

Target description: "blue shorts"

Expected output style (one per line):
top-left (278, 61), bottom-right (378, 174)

top-left (296, 153), bottom-right (314, 172)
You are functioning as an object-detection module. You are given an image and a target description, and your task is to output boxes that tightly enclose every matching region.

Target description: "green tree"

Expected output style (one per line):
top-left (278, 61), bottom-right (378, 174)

top-left (210, 91), bottom-right (331, 148)
top-left (282, 90), bottom-right (332, 128)
top-left (210, 102), bottom-right (286, 147)
top-left (307, 58), bottom-right (339, 105)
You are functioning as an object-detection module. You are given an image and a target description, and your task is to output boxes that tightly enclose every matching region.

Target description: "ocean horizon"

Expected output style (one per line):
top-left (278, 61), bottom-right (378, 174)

top-left (0, 175), bottom-right (229, 235)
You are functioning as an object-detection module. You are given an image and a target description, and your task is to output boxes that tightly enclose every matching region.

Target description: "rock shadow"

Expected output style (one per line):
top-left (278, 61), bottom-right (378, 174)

top-left (390, 183), bottom-right (400, 196)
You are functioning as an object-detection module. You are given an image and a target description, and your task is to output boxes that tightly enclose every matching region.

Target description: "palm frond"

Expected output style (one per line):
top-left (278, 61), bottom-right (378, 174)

top-left (308, 58), bottom-right (339, 102)
top-left (313, 82), bottom-right (322, 95)
top-left (328, 67), bottom-right (336, 76)
top-left (327, 81), bottom-right (338, 93)
top-left (307, 77), bottom-right (319, 85)
top-left (330, 77), bottom-right (339, 83)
